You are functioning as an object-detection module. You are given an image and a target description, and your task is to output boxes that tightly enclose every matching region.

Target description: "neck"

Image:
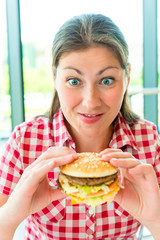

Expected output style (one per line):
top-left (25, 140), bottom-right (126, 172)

top-left (70, 126), bottom-right (114, 153)
top-left (75, 138), bottom-right (108, 153)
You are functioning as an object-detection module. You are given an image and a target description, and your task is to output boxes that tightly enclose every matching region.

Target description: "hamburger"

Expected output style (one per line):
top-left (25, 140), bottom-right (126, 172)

top-left (57, 152), bottom-right (120, 207)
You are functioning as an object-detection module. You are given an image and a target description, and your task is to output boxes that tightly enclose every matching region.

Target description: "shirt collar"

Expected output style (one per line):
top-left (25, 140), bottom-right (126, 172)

top-left (53, 109), bottom-right (75, 148)
top-left (53, 110), bottom-right (139, 151)
top-left (109, 113), bottom-right (139, 151)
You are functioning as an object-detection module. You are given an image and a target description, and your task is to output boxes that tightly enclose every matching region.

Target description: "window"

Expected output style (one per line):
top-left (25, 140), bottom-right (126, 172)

top-left (158, 0), bottom-right (160, 124)
top-left (0, 0), bottom-right (11, 139)
top-left (19, 0), bottom-right (143, 120)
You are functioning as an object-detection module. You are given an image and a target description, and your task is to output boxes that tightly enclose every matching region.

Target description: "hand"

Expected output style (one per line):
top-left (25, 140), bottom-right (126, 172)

top-left (100, 148), bottom-right (160, 236)
top-left (5, 147), bottom-right (77, 224)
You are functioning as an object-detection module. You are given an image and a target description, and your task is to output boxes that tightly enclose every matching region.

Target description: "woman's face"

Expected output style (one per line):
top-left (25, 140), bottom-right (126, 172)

top-left (54, 46), bottom-right (130, 139)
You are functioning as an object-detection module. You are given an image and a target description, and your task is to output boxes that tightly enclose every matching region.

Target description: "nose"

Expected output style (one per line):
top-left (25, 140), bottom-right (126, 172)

top-left (82, 85), bottom-right (101, 109)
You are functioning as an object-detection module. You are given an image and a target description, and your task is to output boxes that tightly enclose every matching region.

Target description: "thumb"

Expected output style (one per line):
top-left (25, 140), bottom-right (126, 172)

top-left (51, 188), bottom-right (67, 201)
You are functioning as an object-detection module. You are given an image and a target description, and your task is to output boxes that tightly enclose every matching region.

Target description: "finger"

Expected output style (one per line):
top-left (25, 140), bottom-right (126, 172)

top-left (51, 189), bottom-right (68, 202)
top-left (128, 164), bottom-right (160, 198)
top-left (129, 163), bottom-right (158, 182)
top-left (117, 162), bottom-right (159, 190)
top-left (24, 154), bottom-right (77, 184)
top-left (101, 151), bottom-right (134, 162)
top-left (28, 148), bottom-right (77, 170)
top-left (110, 158), bottom-right (140, 168)
top-left (38, 147), bottom-right (77, 162)
top-left (99, 148), bottom-right (122, 155)
top-left (119, 168), bottom-right (125, 186)
top-left (47, 153), bottom-right (77, 168)
top-left (47, 146), bottom-right (77, 158)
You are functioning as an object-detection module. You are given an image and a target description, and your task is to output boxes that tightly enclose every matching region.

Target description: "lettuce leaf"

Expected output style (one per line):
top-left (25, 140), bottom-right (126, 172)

top-left (86, 196), bottom-right (104, 208)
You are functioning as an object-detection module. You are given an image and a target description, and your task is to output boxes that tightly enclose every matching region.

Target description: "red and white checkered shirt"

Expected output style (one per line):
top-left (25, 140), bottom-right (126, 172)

top-left (0, 109), bottom-right (160, 240)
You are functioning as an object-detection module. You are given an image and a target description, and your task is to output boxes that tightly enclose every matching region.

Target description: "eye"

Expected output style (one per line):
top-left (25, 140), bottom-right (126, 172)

top-left (101, 78), bottom-right (114, 85)
top-left (68, 78), bottom-right (80, 86)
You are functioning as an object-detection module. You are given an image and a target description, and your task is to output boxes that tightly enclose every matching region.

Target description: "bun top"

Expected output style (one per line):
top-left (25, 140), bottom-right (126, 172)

top-left (60, 152), bottom-right (117, 178)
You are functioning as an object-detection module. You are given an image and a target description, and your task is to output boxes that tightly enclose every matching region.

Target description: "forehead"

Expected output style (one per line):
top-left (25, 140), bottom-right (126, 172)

top-left (58, 46), bottom-right (121, 68)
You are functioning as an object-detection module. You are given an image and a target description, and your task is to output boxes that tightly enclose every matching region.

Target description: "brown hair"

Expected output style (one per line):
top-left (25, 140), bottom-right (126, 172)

top-left (49, 13), bottom-right (139, 124)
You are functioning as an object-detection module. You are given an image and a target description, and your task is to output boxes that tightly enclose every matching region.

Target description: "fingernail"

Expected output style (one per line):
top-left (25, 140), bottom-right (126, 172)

top-left (101, 154), bottom-right (110, 159)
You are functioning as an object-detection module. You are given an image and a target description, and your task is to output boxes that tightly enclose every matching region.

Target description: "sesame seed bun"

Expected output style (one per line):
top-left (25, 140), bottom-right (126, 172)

top-left (60, 152), bottom-right (118, 178)
top-left (58, 152), bottom-right (121, 208)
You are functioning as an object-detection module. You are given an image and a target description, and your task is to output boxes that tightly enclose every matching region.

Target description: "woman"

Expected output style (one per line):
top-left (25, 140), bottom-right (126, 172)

top-left (0, 14), bottom-right (160, 240)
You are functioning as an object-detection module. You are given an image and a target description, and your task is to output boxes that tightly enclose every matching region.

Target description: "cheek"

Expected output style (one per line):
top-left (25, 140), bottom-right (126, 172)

top-left (103, 88), bottom-right (125, 107)
top-left (58, 88), bottom-right (80, 108)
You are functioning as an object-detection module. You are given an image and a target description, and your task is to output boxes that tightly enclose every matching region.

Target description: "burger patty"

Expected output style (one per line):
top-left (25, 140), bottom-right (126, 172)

top-left (59, 172), bottom-right (117, 186)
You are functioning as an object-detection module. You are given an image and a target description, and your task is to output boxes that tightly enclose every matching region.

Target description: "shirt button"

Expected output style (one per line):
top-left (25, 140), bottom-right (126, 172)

top-left (88, 234), bottom-right (93, 239)
top-left (89, 208), bottom-right (94, 215)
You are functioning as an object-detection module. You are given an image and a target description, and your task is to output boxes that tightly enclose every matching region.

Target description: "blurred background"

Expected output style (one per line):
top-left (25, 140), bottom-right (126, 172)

top-left (0, 1), bottom-right (159, 239)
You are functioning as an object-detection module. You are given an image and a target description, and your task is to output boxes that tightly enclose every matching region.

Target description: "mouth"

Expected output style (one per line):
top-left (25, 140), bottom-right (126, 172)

top-left (79, 113), bottom-right (103, 124)
top-left (82, 113), bottom-right (102, 118)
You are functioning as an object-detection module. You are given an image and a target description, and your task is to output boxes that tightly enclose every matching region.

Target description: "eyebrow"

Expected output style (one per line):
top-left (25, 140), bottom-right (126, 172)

top-left (63, 67), bottom-right (83, 75)
top-left (63, 66), bottom-right (119, 76)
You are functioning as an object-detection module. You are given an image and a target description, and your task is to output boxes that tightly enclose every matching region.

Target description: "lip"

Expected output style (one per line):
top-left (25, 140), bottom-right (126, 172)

top-left (79, 113), bottom-right (103, 124)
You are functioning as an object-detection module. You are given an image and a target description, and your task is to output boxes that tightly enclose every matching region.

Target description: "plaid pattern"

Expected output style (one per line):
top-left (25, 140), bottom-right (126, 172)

top-left (0, 109), bottom-right (160, 239)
